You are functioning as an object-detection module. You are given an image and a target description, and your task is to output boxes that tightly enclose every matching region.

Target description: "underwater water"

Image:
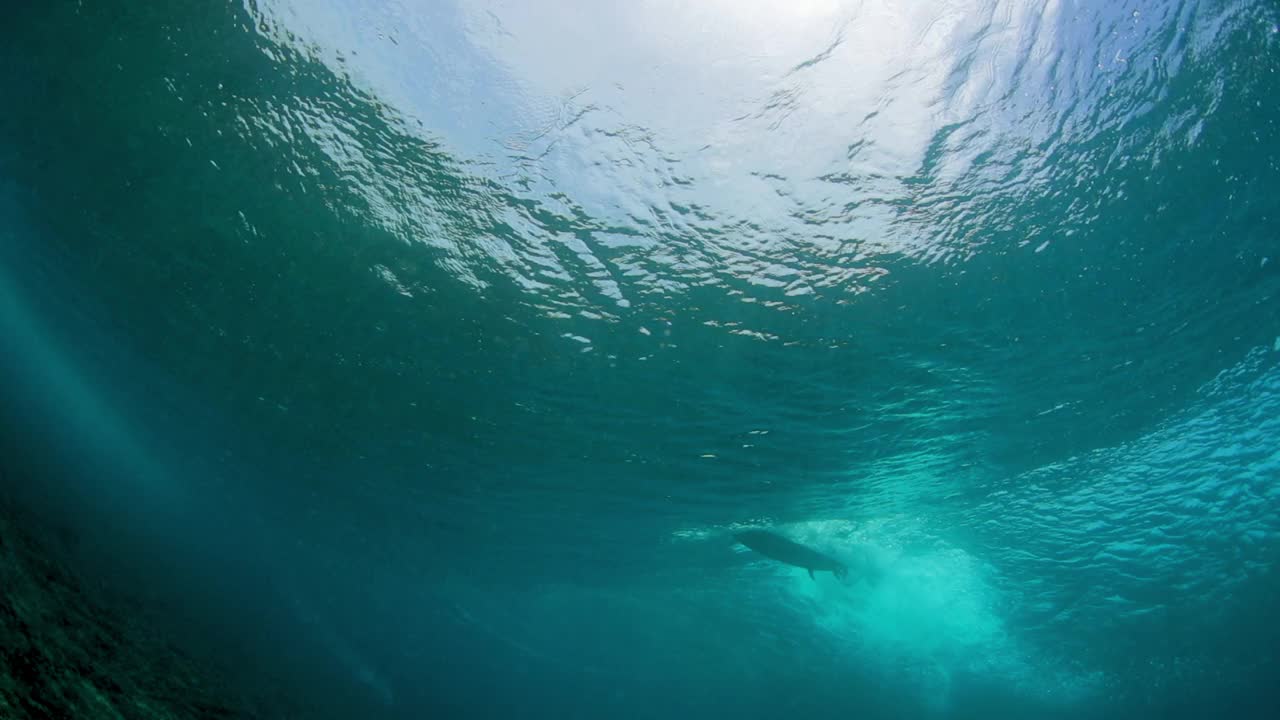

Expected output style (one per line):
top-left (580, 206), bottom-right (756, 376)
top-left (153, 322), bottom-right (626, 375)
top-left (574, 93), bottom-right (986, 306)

top-left (2, 0), bottom-right (1279, 718)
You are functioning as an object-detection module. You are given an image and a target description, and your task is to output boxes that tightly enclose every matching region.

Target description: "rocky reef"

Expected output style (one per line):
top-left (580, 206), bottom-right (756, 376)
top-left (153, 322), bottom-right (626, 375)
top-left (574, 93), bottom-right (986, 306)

top-left (0, 488), bottom-right (270, 719)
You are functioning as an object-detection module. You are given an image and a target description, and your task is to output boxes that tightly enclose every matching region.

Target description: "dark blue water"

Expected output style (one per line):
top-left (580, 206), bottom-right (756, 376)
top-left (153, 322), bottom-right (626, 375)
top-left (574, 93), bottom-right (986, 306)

top-left (2, 1), bottom-right (1279, 718)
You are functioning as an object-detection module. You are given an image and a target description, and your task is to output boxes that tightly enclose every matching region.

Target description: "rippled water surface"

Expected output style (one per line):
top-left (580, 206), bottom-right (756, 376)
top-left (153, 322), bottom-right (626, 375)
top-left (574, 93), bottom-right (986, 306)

top-left (2, 1), bottom-right (1279, 718)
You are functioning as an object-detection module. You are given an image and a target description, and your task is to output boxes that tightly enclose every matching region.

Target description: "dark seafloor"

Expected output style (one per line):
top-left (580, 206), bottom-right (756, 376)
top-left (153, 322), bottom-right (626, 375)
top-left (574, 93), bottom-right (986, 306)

top-left (2, 1), bottom-right (1280, 719)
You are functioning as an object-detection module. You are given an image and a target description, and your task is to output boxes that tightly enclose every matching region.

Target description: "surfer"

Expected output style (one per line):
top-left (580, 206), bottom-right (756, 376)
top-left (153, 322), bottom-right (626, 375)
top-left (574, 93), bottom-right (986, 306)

top-left (734, 528), bottom-right (848, 580)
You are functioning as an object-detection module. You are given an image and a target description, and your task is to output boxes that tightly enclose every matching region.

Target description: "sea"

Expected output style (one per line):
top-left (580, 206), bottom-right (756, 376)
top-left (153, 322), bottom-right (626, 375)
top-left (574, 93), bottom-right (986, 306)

top-left (2, 1), bottom-right (1279, 719)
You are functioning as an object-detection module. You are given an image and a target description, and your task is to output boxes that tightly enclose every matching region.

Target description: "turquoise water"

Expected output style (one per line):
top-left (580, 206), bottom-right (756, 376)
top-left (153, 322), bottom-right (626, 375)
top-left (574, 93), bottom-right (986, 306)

top-left (2, 1), bottom-right (1279, 718)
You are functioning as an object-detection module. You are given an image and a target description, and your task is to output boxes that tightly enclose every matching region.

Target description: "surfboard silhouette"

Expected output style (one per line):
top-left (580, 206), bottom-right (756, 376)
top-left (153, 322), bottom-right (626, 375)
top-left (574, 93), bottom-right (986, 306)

top-left (734, 528), bottom-right (848, 580)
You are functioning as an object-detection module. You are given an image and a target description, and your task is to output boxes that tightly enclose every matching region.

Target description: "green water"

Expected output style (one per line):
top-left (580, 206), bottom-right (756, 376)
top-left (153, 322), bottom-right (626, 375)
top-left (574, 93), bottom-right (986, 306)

top-left (2, 1), bottom-right (1280, 718)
